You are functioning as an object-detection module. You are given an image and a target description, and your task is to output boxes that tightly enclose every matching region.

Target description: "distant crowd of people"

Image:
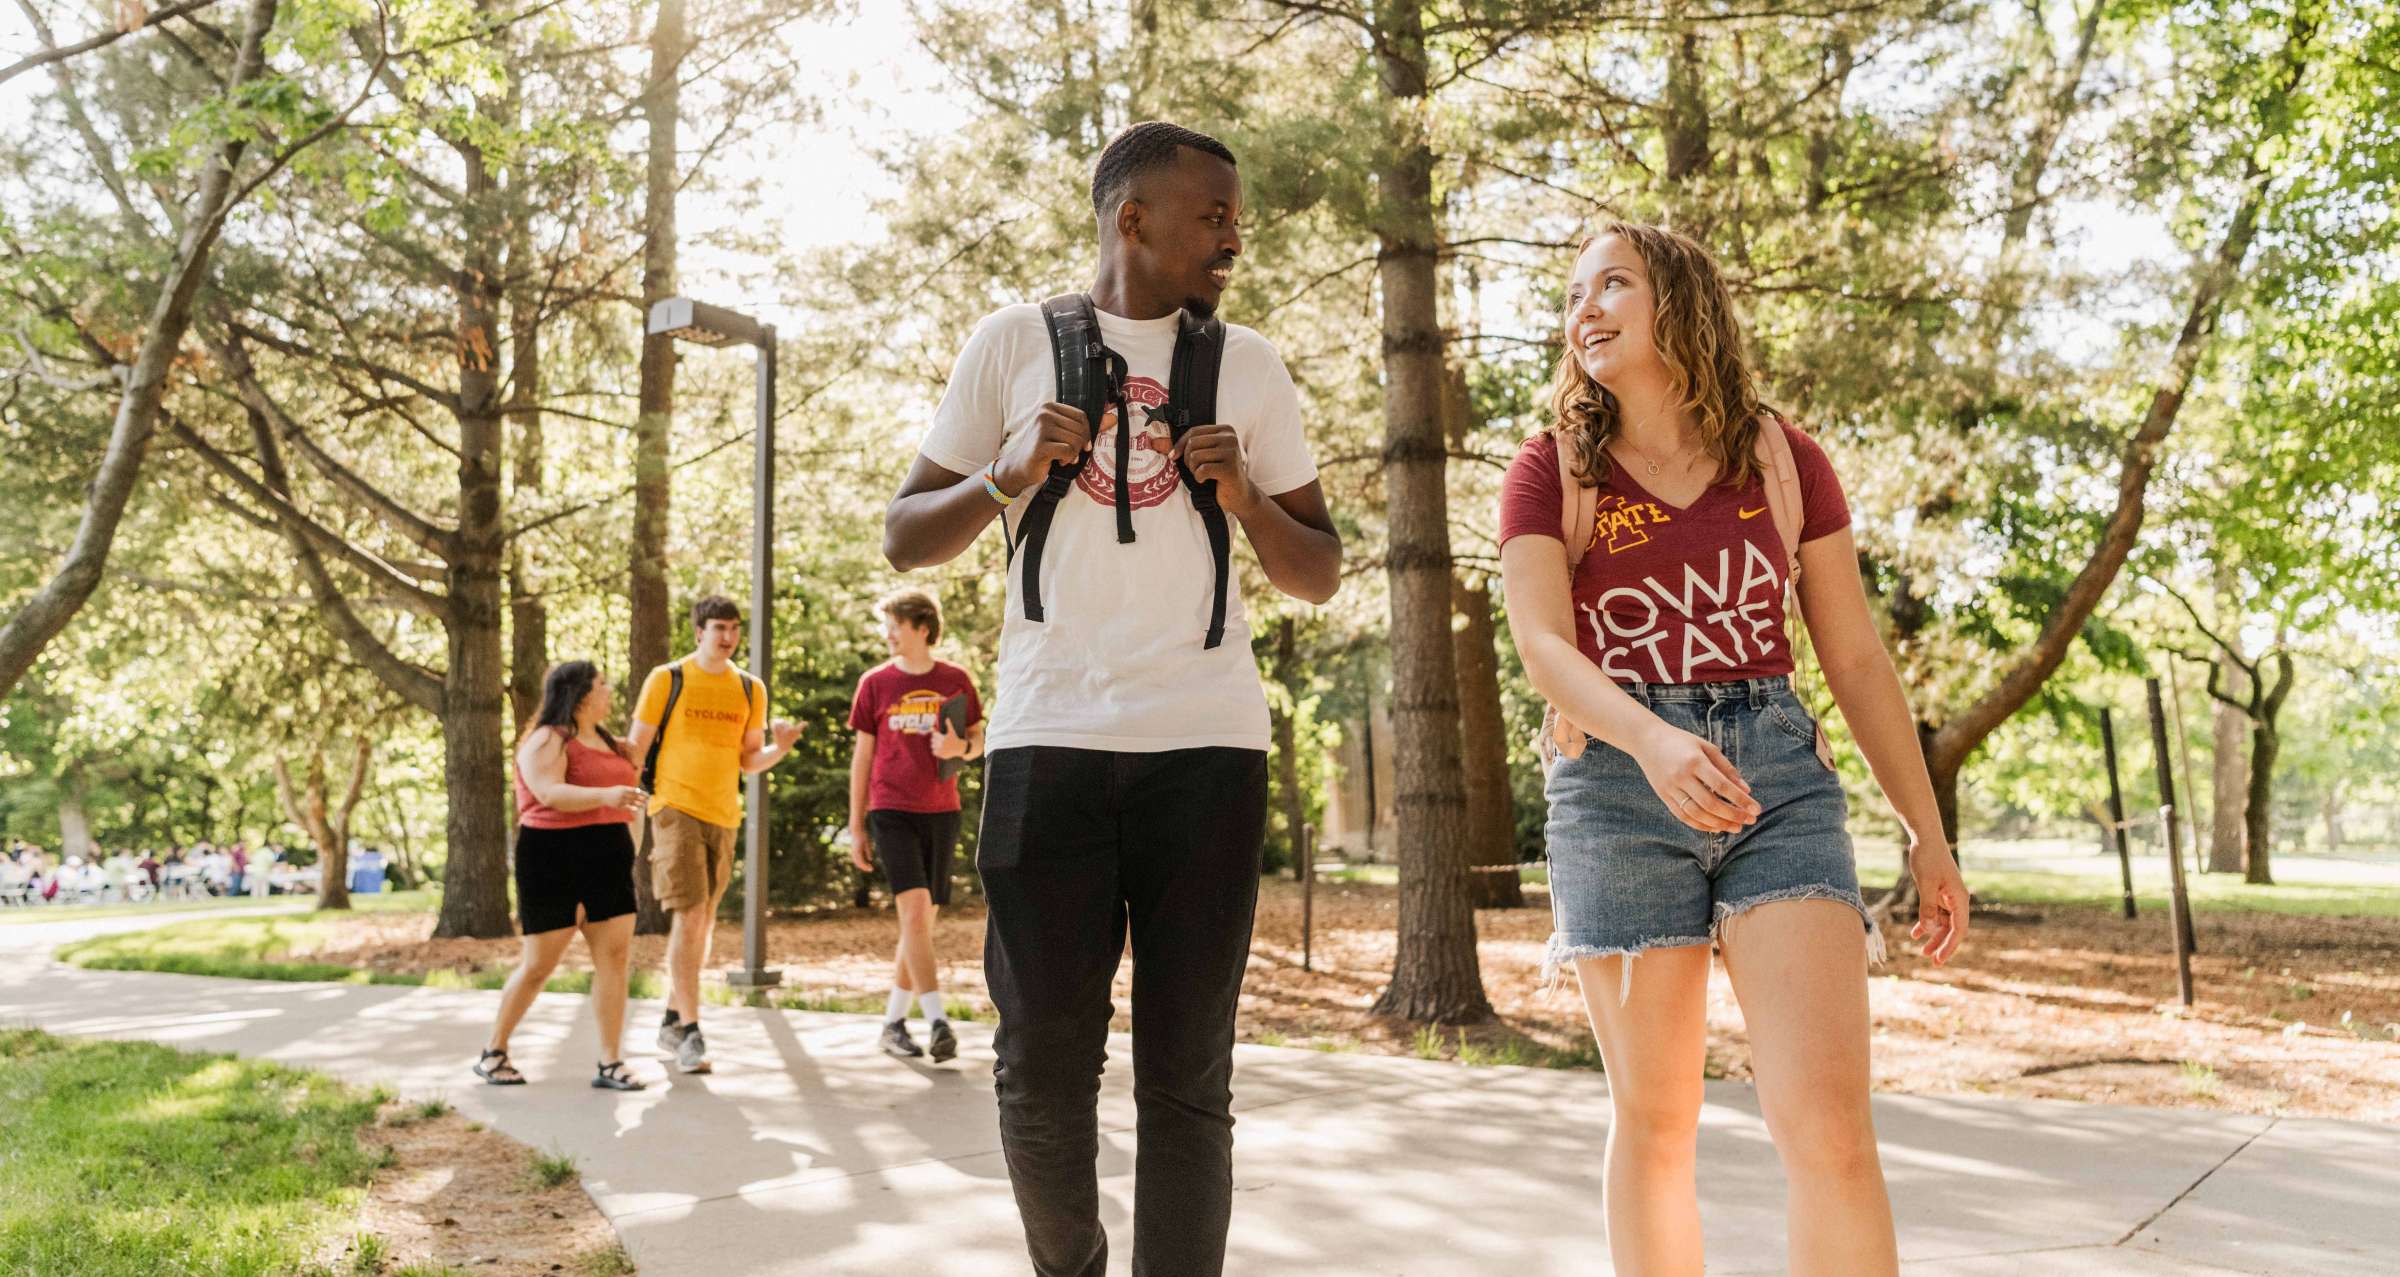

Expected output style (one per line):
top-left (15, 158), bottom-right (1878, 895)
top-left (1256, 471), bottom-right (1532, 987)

top-left (0, 839), bottom-right (340, 906)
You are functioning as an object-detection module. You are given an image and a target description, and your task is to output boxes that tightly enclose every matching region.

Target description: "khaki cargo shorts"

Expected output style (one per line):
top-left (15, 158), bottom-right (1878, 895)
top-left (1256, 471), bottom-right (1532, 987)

top-left (649, 806), bottom-right (737, 913)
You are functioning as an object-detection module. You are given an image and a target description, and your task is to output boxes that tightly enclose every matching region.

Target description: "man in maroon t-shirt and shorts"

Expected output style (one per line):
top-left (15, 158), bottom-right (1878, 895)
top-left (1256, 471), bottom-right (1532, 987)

top-left (847, 588), bottom-right (985, 1062)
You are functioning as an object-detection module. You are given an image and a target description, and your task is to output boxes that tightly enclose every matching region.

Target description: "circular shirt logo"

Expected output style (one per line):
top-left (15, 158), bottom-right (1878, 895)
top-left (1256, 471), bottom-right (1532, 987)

top-left (1074, 375), bottom-right (1183, 510)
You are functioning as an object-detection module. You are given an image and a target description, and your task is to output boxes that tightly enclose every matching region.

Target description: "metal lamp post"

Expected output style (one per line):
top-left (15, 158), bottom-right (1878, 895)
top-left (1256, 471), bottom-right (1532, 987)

top-left (646, 296), bottom-right (781, 990)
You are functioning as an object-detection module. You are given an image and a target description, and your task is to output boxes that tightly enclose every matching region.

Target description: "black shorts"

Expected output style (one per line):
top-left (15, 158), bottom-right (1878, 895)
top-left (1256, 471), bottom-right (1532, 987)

top-left (867, 808), bottom-right (961, 906)
top-left (514, 822), bottom-right (638, 935)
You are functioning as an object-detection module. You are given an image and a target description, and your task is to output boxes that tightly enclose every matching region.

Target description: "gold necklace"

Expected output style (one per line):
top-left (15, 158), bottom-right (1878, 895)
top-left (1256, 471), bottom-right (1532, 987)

top-left (1611, 432), bottom-right (1694, 479)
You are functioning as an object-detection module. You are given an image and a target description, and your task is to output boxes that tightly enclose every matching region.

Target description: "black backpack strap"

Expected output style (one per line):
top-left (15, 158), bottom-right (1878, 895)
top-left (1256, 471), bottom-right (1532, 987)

top-left (638, 661), bottom-right (686, 792)
top-left (1022, 294), bottom-right (1107, 622)
top-left (1166, 312), bottom-right (1231, 649)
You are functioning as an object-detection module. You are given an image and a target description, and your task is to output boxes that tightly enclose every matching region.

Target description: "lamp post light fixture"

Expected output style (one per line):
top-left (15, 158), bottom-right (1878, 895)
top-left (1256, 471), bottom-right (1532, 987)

top-left (646, 295), bottom-right (781, 990)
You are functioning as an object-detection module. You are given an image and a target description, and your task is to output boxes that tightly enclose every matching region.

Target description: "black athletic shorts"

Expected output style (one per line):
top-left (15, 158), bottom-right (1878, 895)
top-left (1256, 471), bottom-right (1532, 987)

top-left (867, 808), bottom-right (961, 906)
top-left (514, 821), bottom-right (638, 935)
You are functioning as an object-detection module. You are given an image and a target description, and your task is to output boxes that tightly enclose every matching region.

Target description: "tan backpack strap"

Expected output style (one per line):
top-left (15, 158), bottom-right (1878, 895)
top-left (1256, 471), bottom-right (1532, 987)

top-left (1553, 428), bottom-right (1599, 571)
top-left (1752, 413), bottom-right (1806, 574)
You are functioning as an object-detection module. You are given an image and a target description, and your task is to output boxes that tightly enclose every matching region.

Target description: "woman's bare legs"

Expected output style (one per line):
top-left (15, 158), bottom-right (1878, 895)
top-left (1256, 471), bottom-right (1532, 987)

top-left (581, 912), bottom-right (637, 1063)
top-left (489, 925), bottom-right (577, 1055)
top-left (1577, 944), bottom-right (1712, 1277)
top-left (1720, 899), bottom-right (1898, 1277)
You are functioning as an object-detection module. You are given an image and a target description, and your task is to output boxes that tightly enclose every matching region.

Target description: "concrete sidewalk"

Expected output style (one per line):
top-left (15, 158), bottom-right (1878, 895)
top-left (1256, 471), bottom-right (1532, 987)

top-left (2, 913), bottom-right (2391, 1275)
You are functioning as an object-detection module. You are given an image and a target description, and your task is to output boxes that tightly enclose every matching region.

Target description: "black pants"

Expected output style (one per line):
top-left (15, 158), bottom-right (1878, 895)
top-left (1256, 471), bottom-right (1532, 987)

top-left (977, 745), bottom-right (1268, 1277)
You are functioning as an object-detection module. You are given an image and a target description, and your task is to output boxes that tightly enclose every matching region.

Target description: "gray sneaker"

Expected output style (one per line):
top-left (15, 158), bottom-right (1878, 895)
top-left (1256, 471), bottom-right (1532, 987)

top-left (674, 1024), bottom-right (711, 1074)
top-left (879, 1020), bottom-right (923, 1058)
top-left (927, 1019), bottom-right (958, 1063)
top-left (656, 1012), bottom-right (684, 1056)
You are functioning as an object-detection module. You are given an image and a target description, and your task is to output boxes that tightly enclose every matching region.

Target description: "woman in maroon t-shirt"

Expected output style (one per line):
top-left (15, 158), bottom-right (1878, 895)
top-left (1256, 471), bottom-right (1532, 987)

top-left (1498, 223), bottom-right (1968, 1276)
top-left (474, 659), bottom-right (650, 1092)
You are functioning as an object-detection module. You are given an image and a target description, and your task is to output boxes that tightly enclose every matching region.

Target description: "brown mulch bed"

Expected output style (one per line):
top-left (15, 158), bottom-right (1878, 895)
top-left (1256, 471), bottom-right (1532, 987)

top-left (311, 1101), bottom-right (627, 1276)
top-left (277, 880), bottom-right (2400, 1122)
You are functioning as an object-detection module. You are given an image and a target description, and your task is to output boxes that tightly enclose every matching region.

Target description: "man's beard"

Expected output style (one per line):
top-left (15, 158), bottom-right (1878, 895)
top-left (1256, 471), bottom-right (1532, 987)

top-left (1180, 292), bottom-right (1218, 320)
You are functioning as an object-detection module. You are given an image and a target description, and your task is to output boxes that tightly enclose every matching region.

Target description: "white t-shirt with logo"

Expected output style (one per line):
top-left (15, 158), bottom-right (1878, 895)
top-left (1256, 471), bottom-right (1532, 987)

top-left (918, 301), bottom-right (1318, 754)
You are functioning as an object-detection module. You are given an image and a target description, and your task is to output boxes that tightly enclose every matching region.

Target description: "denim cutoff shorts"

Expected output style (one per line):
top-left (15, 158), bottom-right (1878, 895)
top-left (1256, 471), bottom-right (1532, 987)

top-left (1542, 675), bottom-right (1882, 1002)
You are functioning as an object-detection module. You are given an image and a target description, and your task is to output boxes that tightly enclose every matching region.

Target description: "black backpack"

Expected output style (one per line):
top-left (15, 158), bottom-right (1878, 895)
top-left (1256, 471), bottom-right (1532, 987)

top-left (638, 658), bottom-right (758, 793)
top-left (1012, 292), bottom-right (1231, 649)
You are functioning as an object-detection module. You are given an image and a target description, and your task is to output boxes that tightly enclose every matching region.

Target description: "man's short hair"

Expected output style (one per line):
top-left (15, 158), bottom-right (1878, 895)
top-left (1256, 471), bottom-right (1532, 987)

top-left (1091, 121), bottom-right (1237, 220)
top-left (877, 588), bottom-right (943, 646)
top-left (691, 595), bottom-right (740, 629)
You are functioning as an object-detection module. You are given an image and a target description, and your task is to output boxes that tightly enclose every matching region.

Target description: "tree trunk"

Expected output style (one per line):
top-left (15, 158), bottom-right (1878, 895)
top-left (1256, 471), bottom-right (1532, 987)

top-left (432, 112), bottom-right (517, 941)
top-left (278, 734), bottom-right (370, 912)
top-left (2242, 650), bottom-right (2294, 886)
top-left (628, 0), bottom-right (686, 936)
top-left (0, 0), bottom-right (279, 701)
top-left (1367, 0), bottom-right (1490, 1025)
top-left (328, 734), bottom-right (371, 910)
top-left (56, 780), bottom-right (94, 862)
top-left (2209, 655), bottom-right (2249, 873)
top-left (1999, 0), bottom-right (2106, 248)
top-left (1452, 575), bottom-right (1521, 908)
top-left (506, 136), bottom-right (546, 733)
top-left (1663, 28), bottom-right (1712, 185)
top-left (2244, 722), bottom-right (2277, 885)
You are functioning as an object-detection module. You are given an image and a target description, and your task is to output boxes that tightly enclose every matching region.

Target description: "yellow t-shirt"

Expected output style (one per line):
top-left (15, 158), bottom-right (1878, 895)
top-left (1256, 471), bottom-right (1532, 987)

top-left (634, 659), bottom-right (766, 829)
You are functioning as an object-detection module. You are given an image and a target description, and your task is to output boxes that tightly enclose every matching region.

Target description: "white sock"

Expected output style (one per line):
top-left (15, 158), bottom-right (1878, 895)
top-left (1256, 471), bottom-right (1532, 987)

top-left (885, 987), bottom-right (913, 1023)
top-left (919, 990), bottom-right (947, 1024)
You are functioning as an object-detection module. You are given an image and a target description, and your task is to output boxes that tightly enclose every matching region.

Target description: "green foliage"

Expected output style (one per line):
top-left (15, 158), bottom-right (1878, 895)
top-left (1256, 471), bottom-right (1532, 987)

top-left (5, 0), bottom-right (2397, 901)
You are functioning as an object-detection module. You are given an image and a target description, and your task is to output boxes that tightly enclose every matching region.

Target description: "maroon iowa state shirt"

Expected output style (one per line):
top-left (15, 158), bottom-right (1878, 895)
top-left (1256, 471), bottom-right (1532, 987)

top-left (1497, 420), bottom-right (1851, 685)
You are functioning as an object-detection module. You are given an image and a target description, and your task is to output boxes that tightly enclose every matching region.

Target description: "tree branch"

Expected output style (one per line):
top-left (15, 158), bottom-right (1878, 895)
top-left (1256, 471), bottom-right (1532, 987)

top-left (0, 0), bottom-right (229, 91)
top-left (213, 327), bottom-right (454, 558)
top-left (168, 413), bottom-right (448, 605)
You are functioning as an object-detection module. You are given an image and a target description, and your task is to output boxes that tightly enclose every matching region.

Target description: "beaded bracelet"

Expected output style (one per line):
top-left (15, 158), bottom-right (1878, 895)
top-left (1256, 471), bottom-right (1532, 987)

top-left (981, 466), bottom-right (1017, 506)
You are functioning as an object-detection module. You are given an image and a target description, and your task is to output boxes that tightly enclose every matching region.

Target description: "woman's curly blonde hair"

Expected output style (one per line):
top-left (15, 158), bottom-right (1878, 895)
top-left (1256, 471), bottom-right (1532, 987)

top-left (1548, 221), bottom-right (1775, 490)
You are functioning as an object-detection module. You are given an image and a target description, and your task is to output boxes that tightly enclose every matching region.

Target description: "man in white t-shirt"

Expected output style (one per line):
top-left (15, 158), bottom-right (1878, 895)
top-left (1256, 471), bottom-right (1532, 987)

top-left (884, 121), bottom-right (1341, 1276)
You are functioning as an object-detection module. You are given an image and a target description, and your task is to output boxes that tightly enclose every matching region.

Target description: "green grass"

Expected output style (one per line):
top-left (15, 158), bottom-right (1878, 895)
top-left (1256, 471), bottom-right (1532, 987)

top-left (577, 1244), bottom-right (637, 1277)
top-left (0, 1028), bottom-right (388, 1276)
top-left (528, 1146), bottom-right (579, 1189)
top-left (1314, 862), bottom-right (1547, 889)
top-left (346, 1232), bottom-right (389, 1274)
top-left (1855, 863), bottom-right (2400, 919)
top-left (0, 895), bottom-right (300, 925)
top-left (52, 898), bottom-right (646, 996)
top-left (0, 889), bottom-right (439, 926)
top-left (766, 988), bottom-right (985, 1021)
top-left (382, 1096), bottom-right (452, 1130)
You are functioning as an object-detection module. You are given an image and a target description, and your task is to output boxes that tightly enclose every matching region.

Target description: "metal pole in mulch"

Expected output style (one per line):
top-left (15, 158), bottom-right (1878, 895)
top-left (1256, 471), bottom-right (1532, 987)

top-left (2100, 706), bottom-right (2139, 921)
top-left (2146, 676), bottom-right (2198, 1008)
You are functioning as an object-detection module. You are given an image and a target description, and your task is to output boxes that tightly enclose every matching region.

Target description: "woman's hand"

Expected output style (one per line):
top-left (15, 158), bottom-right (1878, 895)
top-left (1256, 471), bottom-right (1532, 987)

top-left (848, 824), bottom-right (873, 874)
top-left (1628, 723), bottom-right (1760, 833)
top-left (603, 785), bottom-right (648, 813)
top-left (1908, 841), bottom-right (1969, 965)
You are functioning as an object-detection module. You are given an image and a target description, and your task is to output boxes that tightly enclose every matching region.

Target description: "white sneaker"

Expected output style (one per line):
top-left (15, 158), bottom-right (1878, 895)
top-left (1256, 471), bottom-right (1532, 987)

top-left (674, 1024), bottom-right (711, 1074)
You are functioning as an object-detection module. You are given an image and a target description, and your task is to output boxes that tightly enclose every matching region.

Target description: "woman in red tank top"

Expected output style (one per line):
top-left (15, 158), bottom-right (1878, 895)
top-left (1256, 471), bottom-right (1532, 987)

top-left (475, 659), bottom-right (650, 1092)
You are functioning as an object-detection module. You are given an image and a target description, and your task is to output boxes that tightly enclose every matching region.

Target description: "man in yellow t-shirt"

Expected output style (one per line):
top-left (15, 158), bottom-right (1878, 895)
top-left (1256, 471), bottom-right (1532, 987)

top-left (623, 595), bottom-right (804, 1073)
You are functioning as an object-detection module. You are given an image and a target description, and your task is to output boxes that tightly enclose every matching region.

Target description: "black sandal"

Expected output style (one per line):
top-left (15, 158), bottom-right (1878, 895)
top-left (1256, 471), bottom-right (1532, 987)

top-left (591, 1060), bottom-right (646, 1091)
top-left (474, 1047), bottom-right (526, 1085)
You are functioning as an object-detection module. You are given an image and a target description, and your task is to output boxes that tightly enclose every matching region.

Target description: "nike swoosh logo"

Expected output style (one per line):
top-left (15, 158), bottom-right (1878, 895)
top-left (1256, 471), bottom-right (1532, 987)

top-left (1739, 506), bottom-right (1768, 519)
